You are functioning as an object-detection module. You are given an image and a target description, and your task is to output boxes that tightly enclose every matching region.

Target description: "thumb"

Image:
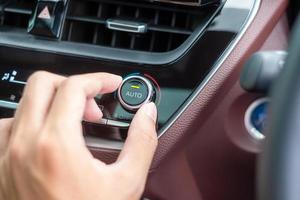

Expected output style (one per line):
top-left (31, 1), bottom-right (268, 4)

top-left (117, 102), bottom-right (158, 175)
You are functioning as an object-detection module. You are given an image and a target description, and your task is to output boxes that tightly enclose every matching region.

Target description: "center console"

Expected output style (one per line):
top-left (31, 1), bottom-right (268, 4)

top-left (0, 0), bottom-right (259, 151)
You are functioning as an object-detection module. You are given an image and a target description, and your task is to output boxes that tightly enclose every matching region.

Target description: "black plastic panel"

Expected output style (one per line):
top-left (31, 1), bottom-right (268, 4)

top-left (0, 0), bottom-right (224, 64)
top-left (0, 0), bottom-right (253, 143)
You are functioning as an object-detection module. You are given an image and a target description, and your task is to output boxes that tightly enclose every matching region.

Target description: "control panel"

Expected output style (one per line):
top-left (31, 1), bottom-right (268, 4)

top-left (0, 0), bottom-right (253, 139)
top-left (0, 68), bottom-right (161, 130)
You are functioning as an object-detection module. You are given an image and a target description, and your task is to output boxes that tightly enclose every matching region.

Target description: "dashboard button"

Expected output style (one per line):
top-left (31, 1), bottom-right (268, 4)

top-left (28, 0), bottom-right (66, 38)
top-left (118, 75), bottom-right (154, 112)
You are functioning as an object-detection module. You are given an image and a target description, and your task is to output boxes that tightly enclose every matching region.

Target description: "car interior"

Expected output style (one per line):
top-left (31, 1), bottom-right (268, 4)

top-left (0, 0), bottom-right (299, 199)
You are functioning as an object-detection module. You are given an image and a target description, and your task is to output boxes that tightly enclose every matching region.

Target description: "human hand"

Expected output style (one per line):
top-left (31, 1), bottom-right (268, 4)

top-left (0, 72), bottom-right (158, 200)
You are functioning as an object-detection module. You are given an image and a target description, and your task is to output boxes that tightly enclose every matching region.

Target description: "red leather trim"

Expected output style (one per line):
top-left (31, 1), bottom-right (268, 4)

top-left (152, 0), bottom-right (288, 168)
top-left (143, 0), bottom-right (288, 199)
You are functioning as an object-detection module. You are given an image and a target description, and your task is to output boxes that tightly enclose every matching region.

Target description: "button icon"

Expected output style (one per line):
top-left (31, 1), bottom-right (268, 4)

top-left (1, 70), bottom-right (26, 85)
top-left (1, 73), bottom-right (10, 81)
top-left (38, 6), bottom-right (51, 19)
top-left (9, 95), bottom-right (16, 101)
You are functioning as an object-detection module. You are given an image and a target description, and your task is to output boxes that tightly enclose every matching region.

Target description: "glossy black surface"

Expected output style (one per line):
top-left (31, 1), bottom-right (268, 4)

top-left (28, 0), bottom-right (66, 38)
top-left (0, 0), bottom-right (253, 141)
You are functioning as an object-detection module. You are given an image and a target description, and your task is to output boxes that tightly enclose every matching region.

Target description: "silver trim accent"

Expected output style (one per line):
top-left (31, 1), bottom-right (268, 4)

top-left (106, 19), bottom-right (148, 33)
top-left (244, 98), bottom-right (269, 140)
top-left (0, 100), bottom-right (18, 109)
top-left (117, 75), bottom-right (154, 112)
top-left (83, 118), bottom-right (108, 125)
top-left (107, 119), bottom-right (130, 129)
top-left (83, 118), bottom-right (130, 129)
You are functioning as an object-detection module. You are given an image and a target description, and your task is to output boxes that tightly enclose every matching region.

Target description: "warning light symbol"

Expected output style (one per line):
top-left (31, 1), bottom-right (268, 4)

top-left (38, 6), bottom-right (51, 19)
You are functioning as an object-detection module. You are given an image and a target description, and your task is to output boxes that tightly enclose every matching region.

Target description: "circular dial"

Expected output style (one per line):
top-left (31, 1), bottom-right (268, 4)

top-left (118, 75), bottom-right (155, 112)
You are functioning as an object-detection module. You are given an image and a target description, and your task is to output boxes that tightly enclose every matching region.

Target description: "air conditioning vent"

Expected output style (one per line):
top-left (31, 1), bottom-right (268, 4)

top-left (62, 0), bottom-right (217, 52)
top-left (0, 0), bottom-right (34, 29)
top-left (0, 0), bottom-right (221, 58)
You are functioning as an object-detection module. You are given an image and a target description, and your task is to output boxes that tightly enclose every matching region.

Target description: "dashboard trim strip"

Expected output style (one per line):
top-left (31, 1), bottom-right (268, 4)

top-left (0, 100), bottom-right (18, 110)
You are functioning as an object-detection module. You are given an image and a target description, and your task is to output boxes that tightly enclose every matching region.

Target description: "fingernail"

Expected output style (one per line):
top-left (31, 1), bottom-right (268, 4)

top-left (116, 75), bottom-right (123, 81)
top-left (141, 102), bottom-right (157, 122)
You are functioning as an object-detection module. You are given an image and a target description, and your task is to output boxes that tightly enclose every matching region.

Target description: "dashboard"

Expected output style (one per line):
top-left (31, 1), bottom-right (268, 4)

top-left (0, 0), bottom-right (289, 199)
top-left (0, 0), bottom-right (255, 145)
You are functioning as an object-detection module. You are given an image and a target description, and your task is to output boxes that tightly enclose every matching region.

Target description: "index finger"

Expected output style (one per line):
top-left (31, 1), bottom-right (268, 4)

top-left (46, 73), bottom-right (122, 132)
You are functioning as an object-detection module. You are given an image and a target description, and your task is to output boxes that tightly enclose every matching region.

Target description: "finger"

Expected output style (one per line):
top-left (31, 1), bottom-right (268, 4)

top-left (0, 118), bottom-right (14, 156)
top-left (117, 103), bottom-right (157, 177)
top-left (12, 72), bottom-right (65, 141)
top-left (83, 99), bottom-right (103, 122)
top-left (46, 73), bottom-right (122, 137)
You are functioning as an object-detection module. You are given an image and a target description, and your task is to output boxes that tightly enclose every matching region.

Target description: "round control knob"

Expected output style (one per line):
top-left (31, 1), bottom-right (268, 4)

top-left (118, 75), bottom-right (155, 112)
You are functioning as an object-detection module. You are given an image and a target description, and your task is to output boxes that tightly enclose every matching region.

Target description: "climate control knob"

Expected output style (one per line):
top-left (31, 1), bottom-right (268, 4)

top-left (117, 75), bottom-right (155, 112)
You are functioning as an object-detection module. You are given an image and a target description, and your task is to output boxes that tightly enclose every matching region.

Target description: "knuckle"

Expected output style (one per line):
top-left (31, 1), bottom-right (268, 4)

top-left (36, 138), bottom-right (54, 154)
top-left (34, 137), bottom-right (59, 166)
top-left (27, 71), bottom-right (50, 85)
top-left (60, 76), bottom-right (80, 90)
top-left (9, 141), bottom-right (25, 163)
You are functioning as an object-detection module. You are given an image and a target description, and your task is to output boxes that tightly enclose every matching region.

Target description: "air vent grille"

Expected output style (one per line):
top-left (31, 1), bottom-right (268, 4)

top-left (63, 0), bottom-right (213, 52)
top-left (0, 0), bottom-right (34, 29)
top-left (0, 0), bottom-right (219, 53)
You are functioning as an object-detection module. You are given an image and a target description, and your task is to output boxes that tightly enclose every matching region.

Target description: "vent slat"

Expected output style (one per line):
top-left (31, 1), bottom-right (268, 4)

top-left (171, 12), bottom-right (176, 27)
top-left (66, 15), bottom-right (193, 35)
top-left (97, 4), bottom-right (103, 17)
top-left (185, 14), bottom-right (191, 29)
top-left (4, 6), bottom-right (32, 15)
top-left (148, 26), bottom-right (192, 35)
top-left (92, 25), bottom-right (98, 44)
top-left (62, 0), bottom-right (201, 52)
top-left (167, 34), bottom-right (173, 51)
top-left (67, 22), bottom-right (74, 41)
top-left (134, 8), bottom-right (140, 18)
top-left (149, 32), bottom-right (156, 52)
top-left (66, 16), bottom-right (106, 24)
top-left (84, 0), bottom-right (205, 15)
top-left (0, 1), bottom-right (35, 29)
top-left (92, 4), bottom-right (103, 44)
top-left (130, 35), bottom-right (136, 49)
top-left (154, 10), bottom-right (159, 25)
top-left (111, 31), bottom-right (117, 47)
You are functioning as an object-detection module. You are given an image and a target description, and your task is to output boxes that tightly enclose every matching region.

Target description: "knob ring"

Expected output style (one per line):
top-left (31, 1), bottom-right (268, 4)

top-left (118, 75), bottom-right (154, 112)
